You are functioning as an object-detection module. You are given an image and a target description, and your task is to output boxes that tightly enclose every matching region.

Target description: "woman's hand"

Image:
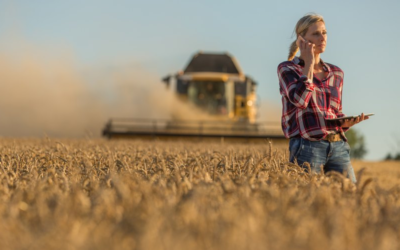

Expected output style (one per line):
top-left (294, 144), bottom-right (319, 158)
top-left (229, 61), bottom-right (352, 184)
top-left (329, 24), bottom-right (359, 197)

top-left (296, 36), bottom-right (315, 65)
top-left (341, 113), bottom-right (370, 128)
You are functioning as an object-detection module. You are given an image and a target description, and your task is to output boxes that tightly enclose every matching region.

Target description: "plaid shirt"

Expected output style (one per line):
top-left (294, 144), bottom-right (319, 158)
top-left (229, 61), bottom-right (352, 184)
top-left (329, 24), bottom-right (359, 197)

top-left (277, 57), bottom-right (348, 141)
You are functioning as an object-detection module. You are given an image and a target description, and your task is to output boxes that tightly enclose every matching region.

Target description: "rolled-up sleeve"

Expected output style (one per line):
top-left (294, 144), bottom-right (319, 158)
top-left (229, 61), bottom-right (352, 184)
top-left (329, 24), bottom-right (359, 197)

top-left (278, 64), bottom-right (314, 109)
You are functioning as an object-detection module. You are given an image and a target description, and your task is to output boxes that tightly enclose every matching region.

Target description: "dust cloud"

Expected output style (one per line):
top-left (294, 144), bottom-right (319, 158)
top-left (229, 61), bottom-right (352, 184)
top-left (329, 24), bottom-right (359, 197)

top-left (0, 40), bottom-right (214, 138)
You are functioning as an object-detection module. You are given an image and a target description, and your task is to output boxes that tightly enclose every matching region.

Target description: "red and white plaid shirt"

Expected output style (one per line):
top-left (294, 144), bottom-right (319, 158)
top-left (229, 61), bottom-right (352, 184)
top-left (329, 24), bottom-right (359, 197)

top-left (278, 57), bottom-right (348, 141)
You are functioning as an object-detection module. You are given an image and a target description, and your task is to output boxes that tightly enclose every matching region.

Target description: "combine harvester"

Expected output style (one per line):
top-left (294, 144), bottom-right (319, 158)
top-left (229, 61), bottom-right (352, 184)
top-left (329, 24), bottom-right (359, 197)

top-left (102, 51), bottom-right (286, 143)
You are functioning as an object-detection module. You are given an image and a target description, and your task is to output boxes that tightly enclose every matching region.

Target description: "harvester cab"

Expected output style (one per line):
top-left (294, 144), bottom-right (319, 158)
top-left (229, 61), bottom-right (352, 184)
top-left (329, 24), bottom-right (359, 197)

top-left (163, 52), bottom-right (257, 123)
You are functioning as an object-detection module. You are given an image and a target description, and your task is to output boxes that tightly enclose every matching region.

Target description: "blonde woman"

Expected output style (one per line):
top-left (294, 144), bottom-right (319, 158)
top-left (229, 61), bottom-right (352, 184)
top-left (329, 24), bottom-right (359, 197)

top-left (277, 14), bottom-right (369, 183)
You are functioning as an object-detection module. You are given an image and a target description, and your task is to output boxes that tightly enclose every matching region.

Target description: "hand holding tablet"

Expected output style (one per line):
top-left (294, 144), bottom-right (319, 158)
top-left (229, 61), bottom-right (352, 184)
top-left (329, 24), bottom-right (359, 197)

top-left (326, 113), bottom-right (373, 128)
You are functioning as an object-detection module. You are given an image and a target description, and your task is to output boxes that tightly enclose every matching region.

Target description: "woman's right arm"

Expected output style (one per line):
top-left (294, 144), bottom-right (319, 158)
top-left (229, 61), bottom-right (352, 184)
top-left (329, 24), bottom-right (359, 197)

top-left (277, 63), bottom-right (315, 109)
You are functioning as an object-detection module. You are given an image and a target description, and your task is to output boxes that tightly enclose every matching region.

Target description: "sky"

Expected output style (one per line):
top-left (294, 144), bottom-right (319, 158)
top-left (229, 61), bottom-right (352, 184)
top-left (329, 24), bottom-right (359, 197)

top-left (0, 0), bottom-right (399, 160)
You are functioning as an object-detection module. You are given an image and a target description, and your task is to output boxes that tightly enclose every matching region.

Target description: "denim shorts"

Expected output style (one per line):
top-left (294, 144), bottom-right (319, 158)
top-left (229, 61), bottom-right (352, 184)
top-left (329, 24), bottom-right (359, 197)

top-left (289, 137), bottom-right (356, 183)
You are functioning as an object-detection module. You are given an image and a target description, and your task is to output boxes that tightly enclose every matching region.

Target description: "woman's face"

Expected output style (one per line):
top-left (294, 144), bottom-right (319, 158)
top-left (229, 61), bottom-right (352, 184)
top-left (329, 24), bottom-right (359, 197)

top-left (302, 21), bottom-right (327, 54)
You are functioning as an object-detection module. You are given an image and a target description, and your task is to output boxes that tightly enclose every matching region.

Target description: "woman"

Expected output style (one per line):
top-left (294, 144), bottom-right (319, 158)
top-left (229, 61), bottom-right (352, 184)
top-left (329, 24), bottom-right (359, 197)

top-left (277, 14), bottom-right (369, 183)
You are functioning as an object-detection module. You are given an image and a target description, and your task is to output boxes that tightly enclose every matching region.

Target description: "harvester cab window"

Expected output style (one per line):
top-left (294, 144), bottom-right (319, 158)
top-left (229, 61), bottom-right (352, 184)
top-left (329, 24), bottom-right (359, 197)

top-left (176, 79), bottom-right (189, 94)
top-left (234, 82), bottom-right (247, 96)
top-left (188, 81), bottom-right (227, 115)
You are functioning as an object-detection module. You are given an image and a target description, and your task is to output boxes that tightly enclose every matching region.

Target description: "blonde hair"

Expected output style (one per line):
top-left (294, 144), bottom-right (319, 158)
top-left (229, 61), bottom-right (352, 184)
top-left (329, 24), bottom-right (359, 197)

top-left (288, 14), bottom-right (325, 61)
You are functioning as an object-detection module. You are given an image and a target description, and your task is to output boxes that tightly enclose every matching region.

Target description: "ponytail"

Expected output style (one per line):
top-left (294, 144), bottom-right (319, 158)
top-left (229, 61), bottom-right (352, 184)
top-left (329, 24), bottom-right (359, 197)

top-left (288, 40), bottom-right (299, 61)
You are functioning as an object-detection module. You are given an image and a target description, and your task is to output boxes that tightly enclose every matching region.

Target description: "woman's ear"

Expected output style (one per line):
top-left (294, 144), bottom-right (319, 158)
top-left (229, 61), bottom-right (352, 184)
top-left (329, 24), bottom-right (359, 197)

top-left (296, 35), bottom-right (304, 47)
top-left (296, 36), bottom-right (300, 47)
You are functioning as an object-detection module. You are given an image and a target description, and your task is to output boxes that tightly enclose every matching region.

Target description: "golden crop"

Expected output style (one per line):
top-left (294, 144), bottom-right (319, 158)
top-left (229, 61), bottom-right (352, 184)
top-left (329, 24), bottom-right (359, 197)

top-left (0, 138), bottom-right (399, 250)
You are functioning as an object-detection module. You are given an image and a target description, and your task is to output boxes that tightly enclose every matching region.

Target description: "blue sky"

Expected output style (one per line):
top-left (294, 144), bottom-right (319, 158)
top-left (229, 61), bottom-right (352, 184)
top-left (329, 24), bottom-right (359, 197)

top-left (1, 0), bottom-right (399, 160)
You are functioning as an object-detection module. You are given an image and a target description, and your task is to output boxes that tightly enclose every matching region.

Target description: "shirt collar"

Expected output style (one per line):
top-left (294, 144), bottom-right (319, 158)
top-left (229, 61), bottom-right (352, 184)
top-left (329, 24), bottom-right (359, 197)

top-left (292, 56), bottom-right (332, 78)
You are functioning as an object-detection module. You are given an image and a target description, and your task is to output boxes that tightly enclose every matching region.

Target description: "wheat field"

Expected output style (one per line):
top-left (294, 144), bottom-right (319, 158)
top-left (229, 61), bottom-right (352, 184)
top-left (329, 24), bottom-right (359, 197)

top-left (0, 138), bottom-right (399, 250)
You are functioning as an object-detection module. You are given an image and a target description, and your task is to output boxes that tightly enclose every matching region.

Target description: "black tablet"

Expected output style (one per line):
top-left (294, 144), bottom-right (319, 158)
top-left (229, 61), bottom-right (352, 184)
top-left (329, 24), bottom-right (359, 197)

top-left (326, 113), bottom-right (374, 121)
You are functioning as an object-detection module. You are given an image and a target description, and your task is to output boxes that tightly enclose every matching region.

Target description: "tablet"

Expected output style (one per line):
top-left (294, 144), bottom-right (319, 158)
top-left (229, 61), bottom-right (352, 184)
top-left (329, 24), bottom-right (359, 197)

top-left (326, 113), bottom-right (374, 121)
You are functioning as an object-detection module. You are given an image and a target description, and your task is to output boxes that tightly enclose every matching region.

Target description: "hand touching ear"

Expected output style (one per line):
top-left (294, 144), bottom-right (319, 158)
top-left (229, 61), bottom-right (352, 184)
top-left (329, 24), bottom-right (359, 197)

top-left (297, 35), bottom-right (315, 65)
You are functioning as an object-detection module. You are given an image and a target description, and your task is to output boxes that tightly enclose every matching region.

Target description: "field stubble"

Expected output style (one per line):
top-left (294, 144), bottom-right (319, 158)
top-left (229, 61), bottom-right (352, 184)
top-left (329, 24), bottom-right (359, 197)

top-left (0, 138), bottom-right (399, 250)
